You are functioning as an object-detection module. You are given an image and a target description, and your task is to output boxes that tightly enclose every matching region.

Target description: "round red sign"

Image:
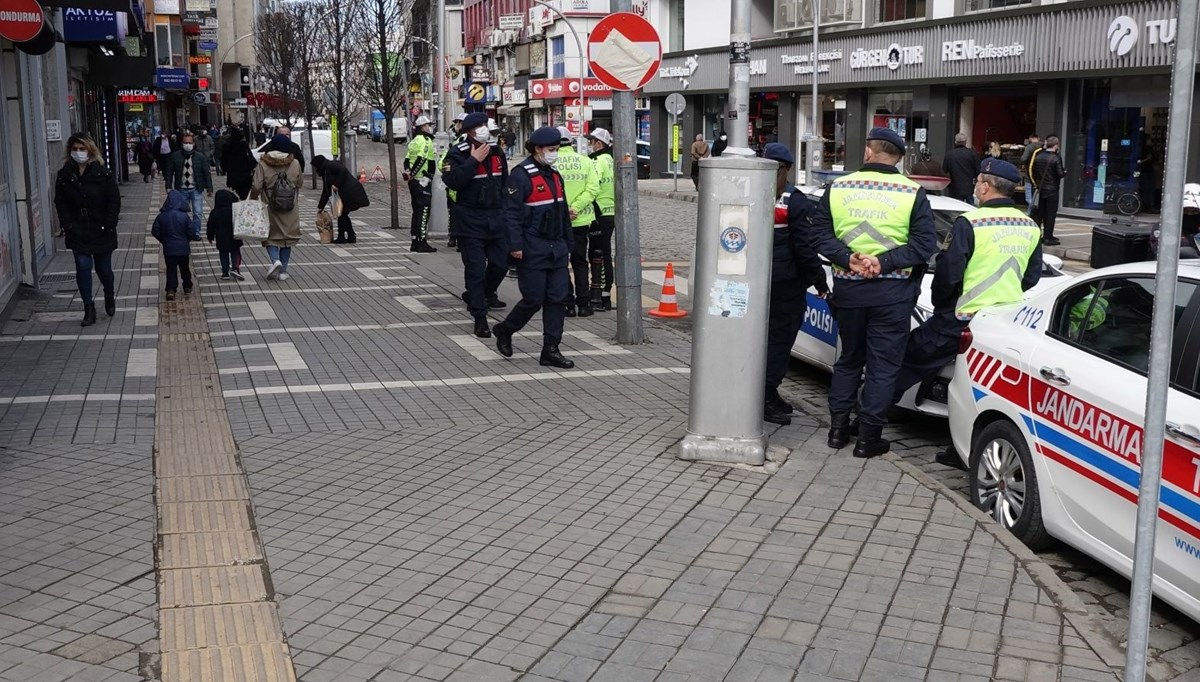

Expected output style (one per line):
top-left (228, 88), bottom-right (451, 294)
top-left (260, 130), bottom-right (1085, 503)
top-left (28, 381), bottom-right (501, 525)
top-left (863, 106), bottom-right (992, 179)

top-left (587, 12), bottom-right (662, 92)
top-left (0, 0), bottom-right (45, 43)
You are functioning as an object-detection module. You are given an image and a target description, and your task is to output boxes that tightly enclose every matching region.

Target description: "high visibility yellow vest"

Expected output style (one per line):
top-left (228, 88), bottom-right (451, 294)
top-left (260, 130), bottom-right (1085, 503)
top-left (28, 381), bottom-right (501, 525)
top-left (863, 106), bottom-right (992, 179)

top-left (591, 152), bottom-right (615, 217)
top-left (828, 170), bottom-right (920, 278)
top-left (406, 134), bottom-right (436, 178)
top-left (556, 147), bottom-right (598, 227)
top-left (956, 206), bottom-right (1042, 316)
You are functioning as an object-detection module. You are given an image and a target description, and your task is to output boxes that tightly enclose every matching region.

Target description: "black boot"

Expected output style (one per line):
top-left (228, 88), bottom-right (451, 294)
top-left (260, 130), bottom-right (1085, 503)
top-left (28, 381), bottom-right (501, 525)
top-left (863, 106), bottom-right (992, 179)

top-left (487, 296), bottom-right (507, 309)
top-left (827, 412), bottom-right (852, 449)
top-left (577, 300), bottom-right (593, 317)
top-left (103, 291), bottom-right (116, 317)
top-left (765, 387), bottom-right (794, 414)
top-left (565, 304), bottom-right (577, 318)
top-left (493, 324), bottom-right (514, 357)
top-left (763, 402), bottom-right (792, 426)
top-left (447, 237), bottom-right (457, 248)
top-left (473, 317), bottom-right (492, 338)
top-left (413, 240), bottom-right (437, 253)
top-left (539, 344), bottom-right (575, 369)
top-left (853, 423), bottom-right (890, 459)
top-left (590, 291), bottom-right (604, 311)
top-left (81, 303), bottom-right (97, 327)
top-left (600, 296), bottom-right (612, 311)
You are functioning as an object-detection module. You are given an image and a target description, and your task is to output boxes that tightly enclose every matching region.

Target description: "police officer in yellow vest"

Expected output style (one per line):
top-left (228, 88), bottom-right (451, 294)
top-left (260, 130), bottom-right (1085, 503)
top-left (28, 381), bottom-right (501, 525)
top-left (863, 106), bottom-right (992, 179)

top-left (585, 128), bottom-right (616, 312)
top-left (813, 127), bottom-right (938, 458)
top-left (404, 116), bottom-right (438, 253)
top-left (440, 116), bottom-right (468, 250)
top-left (893, 157), bottom-right (1042, 404)
top-left (555, 127), bottom-right (600, 317)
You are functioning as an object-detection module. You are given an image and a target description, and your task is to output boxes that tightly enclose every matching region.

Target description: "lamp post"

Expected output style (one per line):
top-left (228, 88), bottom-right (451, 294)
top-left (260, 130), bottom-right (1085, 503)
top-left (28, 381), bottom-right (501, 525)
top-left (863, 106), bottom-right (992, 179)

top-left (410, 35), bottom-right (441, 125)
top-left (216, 32), bottom-right (254, 123)
top-left (531, 0), bottom-right (585, 148)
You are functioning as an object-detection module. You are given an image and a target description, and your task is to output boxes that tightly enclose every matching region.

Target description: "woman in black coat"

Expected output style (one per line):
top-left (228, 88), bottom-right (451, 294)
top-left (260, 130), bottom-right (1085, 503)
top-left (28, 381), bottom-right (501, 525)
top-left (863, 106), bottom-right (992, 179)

top-left (312, 155), bottom-right (370, 244)
top-left (222, 129), bottom-right (256, 200)
top-left (135, 132), bottom-right (155, 182)
top-left (54, 134), bottom-right (121, 326)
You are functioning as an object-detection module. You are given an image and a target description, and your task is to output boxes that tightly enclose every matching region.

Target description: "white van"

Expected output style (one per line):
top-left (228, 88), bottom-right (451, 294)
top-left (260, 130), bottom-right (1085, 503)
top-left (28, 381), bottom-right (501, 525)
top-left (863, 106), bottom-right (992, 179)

top-left (252, 129), bottom-right (333, 162)
top-left (389, 117), bottom-right (409, 144)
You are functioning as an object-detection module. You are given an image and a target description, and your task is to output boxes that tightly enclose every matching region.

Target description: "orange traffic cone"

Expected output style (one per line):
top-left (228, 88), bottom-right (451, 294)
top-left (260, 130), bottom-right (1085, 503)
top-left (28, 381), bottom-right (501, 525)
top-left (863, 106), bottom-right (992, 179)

top-left (648, 262), bottom-right (688, 319)
top-left (358, 166), bottom-right (367, 183)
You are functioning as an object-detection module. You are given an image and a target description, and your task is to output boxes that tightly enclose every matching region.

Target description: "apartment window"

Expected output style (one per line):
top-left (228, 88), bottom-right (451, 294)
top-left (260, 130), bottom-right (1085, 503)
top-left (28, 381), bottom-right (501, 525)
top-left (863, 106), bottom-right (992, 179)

top-left (669, 0), bottom-right (684, 51)
top-left (878, 0), bottom-right (924, 22)
top-left (155, 23), bottom-right (184, 67)
top-left (551, 36), bottom-right (564, 78)
top-left (776, 0), bottom-right (862, 32)
top-left (966, 0), bottom-right (1029, 9)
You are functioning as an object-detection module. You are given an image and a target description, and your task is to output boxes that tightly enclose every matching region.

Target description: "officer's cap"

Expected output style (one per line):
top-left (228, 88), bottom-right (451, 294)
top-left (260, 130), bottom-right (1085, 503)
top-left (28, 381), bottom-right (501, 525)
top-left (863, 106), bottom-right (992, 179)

top-left (453, 113), bottom-right (467, 122)
top-left (530, 126), bottom-right (561, 147)
top-left (762, 143), bottom-right (794, 165)
top-left (979, 157), bottom-right (1021, 184)
top-left (586, 128), bottom-right (612, 146)
top-left (866, 127), bottom-right (906, 154)
top-left (462, 113), bottom-right (488, 131)
top-left (557, 126), bottom-right (573, 144)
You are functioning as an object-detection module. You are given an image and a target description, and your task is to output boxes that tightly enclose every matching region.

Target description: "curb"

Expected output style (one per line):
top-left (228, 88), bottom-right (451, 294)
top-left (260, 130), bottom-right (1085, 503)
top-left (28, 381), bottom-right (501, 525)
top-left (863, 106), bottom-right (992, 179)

top-left (638, 189), bottom-right (697, 203)
top-left (882, 451), bottom-right (1128, 678)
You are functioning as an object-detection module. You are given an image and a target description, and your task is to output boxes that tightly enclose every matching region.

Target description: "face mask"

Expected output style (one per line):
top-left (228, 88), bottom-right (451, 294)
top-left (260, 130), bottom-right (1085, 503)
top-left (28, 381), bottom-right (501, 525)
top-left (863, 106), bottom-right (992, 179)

top-left (473, 127), bottom-right (489, 143)
top-left (183, 144), bottom-right (194, 152)
top-left (70, 151), bottom-right (89, 164)
top-left (542, 150), bottom-right (558, 165)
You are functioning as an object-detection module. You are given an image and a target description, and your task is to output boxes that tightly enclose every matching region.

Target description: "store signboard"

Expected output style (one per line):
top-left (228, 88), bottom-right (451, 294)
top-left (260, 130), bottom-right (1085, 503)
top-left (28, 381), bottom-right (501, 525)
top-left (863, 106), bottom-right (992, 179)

top-left (153, 0), bottom-right (179, 15)
top-left (155, 66), bottom-right (188, 89)
top-left (647, 0), bottom-right (1179, 94)
top-left (528, 77), bottom-right (611, 100)
top-left (117, 88), bottom-right (158, 102)
top-left (498, 13), bottom-right (523, 30)
top-left (62, 8), bottom-right (126, 43)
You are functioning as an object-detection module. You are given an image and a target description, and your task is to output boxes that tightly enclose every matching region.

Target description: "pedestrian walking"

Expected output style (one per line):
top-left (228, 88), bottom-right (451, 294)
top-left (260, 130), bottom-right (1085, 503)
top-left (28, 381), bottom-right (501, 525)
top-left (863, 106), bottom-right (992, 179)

top-left (761, 143), bottom-right (830, 426)
top-left (193, 126), bottom-right (214, 168)
top-left (689, 133), bottom-right (709, 189)
top-left (134, 132), bottom-right (155, 183)
top-left (554, 126), bottom-right (599, 318)
top-left (1018, 133), bottom-right (1041, 215)
top-left (54, 133), bottom-right (120, 326)
top-left (892, 158), bottom-right (1042, 404)
top-left (215, 126), bottom-right (231, 176)
top-left (404, 116), bottom-right (438, 252)
top-left (585, 128), bottom-right (616, 312)
top-left (312, 154), bottom-right (369, 244)
top-left (163, 133), bottom-right (213, 239)
top-left (812, 127), bottom-right (938, 458)
top-left (260, 126), bottom-right (305, 171)
top-left (222, 129), bottom-right (255, 200)
top-left (1029, 135), bottom-right (1066, 245)
top-left (492, 126), bottom-right (575, 369)
top-left (1137, 136), bottom-right (1159, 213)
top-left (249, 137), bottom-right (302, 281)
top-left (152, 190), bottom-right (196, 300)
top-left (942, 132), bottom-right (979, 204)
top-left (503, 129), bottom-right (517, 160)
top-left (153, 132), bottom-right (175, 178)
top-left (443, 112), bottom-right (510, 339)
top-left (712, 131), bottom-right (728, 158)
top-left (206, 189), bottom-right (244, 281)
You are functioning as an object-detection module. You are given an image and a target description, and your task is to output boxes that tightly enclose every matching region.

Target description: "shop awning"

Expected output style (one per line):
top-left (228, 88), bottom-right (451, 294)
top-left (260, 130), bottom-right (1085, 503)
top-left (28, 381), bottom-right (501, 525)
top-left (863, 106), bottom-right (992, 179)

top-left (455, 56), bottom-right (475, 66)
top-left (526, 99), bottom-right (544, 109)
top-left (497, 105), bottom-right (523, 115)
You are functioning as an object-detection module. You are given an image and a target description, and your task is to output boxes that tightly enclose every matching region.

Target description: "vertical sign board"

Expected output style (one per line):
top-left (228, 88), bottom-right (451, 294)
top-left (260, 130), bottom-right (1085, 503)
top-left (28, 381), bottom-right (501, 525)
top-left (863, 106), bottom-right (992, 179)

top-left (665, 93), bottom-right (686, 192)
top-left (331, 115), bottom-right (339, 157)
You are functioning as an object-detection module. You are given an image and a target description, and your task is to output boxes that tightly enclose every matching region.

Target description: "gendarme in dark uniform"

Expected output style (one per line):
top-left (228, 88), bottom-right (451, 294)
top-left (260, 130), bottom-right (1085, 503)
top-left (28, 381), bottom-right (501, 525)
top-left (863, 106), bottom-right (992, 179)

top-left (812, 127), bottom-right (938, 458)
top-left (893, 157), bottom-right (1042, 404)
top-left (761, 143), bottom-right (829, 427)
top-left (492, 127), bottom-right (576, 369)
top-left (443, 112), bottom-right (510, 338)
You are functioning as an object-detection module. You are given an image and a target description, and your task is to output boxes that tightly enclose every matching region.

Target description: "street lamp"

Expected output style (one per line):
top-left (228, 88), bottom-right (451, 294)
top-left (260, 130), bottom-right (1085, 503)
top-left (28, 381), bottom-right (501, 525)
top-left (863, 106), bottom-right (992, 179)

top-left (410, 35), bottom-right (442, 127)
top-left (216, 32), bottom-right (254, 123)
top-left (531, 0), bottom-right (585, 149)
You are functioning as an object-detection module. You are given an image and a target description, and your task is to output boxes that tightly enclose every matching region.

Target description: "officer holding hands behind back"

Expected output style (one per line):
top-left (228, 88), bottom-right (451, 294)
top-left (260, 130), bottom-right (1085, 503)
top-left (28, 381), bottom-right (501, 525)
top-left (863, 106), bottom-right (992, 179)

top-left (812, 127), bottom-right (938, 458)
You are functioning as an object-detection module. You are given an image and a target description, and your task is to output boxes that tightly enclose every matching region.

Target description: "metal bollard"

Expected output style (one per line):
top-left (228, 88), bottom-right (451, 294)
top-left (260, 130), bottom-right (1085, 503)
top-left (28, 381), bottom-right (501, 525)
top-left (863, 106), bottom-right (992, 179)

top-left (678, 154), bottom-right (776, 466)
top-left (430, 131), bottom-right (450, 237)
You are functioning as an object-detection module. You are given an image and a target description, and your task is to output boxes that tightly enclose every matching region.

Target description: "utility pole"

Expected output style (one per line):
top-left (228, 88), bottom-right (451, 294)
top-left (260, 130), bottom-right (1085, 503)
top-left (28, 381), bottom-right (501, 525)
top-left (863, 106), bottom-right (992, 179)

top-left (611, 0), bottom-right (644, 344)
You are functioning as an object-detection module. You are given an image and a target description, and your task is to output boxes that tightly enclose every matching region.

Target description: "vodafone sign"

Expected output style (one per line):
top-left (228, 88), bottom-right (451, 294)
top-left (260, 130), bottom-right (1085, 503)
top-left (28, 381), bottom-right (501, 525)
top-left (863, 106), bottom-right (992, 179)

top-left (528, 78), bottom-right (611, 100)
top-left (0, 0), bottom-right (45, 43)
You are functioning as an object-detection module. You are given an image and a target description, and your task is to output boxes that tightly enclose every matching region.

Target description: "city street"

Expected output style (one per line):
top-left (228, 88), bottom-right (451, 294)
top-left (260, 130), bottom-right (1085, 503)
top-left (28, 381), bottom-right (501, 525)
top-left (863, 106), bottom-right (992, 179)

top-left (0, 171), bottom-right (1196, 682)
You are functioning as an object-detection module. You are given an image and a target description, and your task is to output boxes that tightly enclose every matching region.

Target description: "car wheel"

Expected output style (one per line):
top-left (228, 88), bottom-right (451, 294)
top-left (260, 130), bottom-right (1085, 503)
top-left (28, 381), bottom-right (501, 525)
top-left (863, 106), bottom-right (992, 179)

top-left (969, 420), bottom-right (1054, 550)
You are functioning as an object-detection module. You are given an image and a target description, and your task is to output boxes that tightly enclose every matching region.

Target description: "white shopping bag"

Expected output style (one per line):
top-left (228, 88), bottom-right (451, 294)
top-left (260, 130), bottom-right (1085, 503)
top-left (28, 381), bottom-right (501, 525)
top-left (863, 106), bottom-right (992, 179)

top-left (232, 200), bottom-right (270, 240)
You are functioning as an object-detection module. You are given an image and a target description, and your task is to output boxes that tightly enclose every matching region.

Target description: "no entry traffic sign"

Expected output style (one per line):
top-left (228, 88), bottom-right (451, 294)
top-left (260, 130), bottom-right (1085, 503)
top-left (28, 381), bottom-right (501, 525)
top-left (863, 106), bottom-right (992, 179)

top-left (587, 12), bottom-right (662, 92)
top-left (0, 0), bottom-right (46, 43)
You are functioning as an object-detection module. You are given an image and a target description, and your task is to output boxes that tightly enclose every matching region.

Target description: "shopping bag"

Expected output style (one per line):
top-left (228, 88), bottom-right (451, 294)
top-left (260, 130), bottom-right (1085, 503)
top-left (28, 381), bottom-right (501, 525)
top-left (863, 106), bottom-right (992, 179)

top-left (315, 211), bottom-right (334, 244)
top-left (330, 189), bottom-right (344, 218)
top-left (232, 200), bottom-right (270, 240)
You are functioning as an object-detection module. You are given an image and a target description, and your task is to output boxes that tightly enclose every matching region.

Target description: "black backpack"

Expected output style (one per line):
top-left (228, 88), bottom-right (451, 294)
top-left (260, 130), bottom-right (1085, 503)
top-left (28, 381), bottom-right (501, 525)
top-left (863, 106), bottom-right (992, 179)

top-left (269, 170), bottom-right (295, 212)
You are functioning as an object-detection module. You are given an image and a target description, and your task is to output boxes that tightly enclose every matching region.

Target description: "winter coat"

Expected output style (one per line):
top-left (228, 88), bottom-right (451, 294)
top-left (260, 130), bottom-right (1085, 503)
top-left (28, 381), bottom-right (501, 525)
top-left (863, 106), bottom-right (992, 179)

top-left (163, 150), bottom-right (214, 192)
top-left (54, 160), bottom-right (120, 255)
top-left (222, 141), bottom-right (256, 197)
top-left (193, 134), bottom-right (214, 158)
top-left (152, 190), bottom-right (194, 257)
top-left (259, 137), bottom-right (305, 171)
top-left (1029, 148), bottom-right (1066, 197)
top-left (135, 140), bottom-right (155, 174)
top-left (206, 189), bottom-right (243, 251)
top-left (251, 151), bottom-right (303, 246)
top-left (942, 145), bottom-right (980, 200)
top-left (442, 140), bottom-right (509, 239)
top-left (504, 157), bottom-right (572, 270)
top-left (313, 158), bottom-right (369, 213)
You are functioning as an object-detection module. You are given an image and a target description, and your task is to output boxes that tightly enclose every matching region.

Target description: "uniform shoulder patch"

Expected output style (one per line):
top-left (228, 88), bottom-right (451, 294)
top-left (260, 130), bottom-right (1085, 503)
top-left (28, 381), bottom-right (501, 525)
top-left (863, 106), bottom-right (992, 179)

top-left (507, 187), bottom-right (518, 194)
top-left (455, 142), bottom-right (470, 151)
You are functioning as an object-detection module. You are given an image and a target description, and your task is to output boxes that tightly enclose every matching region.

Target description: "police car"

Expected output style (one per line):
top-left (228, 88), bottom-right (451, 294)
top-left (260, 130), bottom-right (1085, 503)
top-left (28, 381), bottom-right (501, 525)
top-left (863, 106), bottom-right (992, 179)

top-left (789, 190), bottom-right (1068, 416)
top-left (948, 261), bottom-right (1200, 623)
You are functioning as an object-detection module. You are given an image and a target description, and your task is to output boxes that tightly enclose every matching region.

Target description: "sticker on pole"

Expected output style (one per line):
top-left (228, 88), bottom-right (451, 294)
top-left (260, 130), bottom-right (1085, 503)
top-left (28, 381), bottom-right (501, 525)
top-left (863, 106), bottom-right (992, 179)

top-left (719, 227), bottom-right (747, 253)
top-left (587, 12), bottom-right (662, 92)
top-left (708, 279), bottom-right (750, 319)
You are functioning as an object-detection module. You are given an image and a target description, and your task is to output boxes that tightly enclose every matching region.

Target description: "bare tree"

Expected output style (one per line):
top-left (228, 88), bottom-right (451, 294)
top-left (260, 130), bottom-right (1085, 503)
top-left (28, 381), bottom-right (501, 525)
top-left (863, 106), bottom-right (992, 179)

top-left (254, 11), bottom-right (305, 127)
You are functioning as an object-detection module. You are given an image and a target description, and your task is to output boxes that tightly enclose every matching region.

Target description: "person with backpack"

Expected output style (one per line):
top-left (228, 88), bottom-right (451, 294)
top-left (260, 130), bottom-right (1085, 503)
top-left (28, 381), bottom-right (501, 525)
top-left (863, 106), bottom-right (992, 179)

top-left (249, 135), bottom-right (302, 281)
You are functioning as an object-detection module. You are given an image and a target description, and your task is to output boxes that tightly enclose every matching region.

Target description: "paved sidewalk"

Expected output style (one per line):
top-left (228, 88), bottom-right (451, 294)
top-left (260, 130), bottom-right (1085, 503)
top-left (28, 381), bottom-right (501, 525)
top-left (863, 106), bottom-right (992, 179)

top-left (0, 181), bottom-right (1130, 681)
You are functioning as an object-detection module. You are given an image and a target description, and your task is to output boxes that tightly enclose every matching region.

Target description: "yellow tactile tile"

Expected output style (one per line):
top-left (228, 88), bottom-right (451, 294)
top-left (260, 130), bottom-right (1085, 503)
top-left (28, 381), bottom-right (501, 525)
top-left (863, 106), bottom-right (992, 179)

top-left (159, 565), bottom-right (269, 608)
top-left (160, 642), bottom-right (297, 682)
top-left (158, 531), bottom-right (263, 569)
top-left (160, 603), bottom-right (286, 651)
top-left (158, 501), bottom-right (255, 534)
top-left (157, 475), bottom-right (251, 503)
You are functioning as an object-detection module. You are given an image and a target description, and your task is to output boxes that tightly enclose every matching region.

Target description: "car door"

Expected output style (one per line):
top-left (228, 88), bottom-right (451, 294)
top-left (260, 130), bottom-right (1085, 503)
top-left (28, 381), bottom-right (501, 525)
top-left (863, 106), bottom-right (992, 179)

top-left (1024, 275), bottom-right (1199, 569)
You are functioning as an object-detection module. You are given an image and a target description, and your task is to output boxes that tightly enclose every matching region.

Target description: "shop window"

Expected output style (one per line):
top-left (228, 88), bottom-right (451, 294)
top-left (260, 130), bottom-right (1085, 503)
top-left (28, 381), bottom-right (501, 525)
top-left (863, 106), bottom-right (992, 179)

top-left (668, 0), bottom-right (684, 52)
top-left (965, 0), bottom-right (1030, 10)
top-left (775, 0), bottom-right (863, 32)
top-left (877, 0), bottom-right (924, 23)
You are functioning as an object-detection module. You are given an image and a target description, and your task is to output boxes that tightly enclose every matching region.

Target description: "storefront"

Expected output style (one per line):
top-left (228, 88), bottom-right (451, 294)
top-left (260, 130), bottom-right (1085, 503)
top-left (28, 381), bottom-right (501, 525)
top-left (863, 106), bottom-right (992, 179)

top-left (644, 0), bottom-right (1197, 216)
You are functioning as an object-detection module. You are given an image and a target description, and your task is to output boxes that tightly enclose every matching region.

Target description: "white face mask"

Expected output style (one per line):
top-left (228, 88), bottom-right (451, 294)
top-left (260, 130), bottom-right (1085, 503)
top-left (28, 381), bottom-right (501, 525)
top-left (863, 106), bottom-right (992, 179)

top-left (473, 127), bottom-right (489, 143)
top-left (542, 150), bottom-right (559, 165)
top-left (182, 143), bottom-right (194, 152)
top-left (70, 151), bottom-right (89, 164)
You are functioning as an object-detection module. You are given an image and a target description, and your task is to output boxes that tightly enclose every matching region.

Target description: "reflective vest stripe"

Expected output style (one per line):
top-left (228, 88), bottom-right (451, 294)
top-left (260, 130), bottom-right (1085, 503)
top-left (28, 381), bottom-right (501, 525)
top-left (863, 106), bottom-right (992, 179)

top-left (526, 198), bottom-right (562, 206)
top-left (958, 256), bottom-right (1023, 308)
top-left (828, 171), bottom-right (919, 263)
top-left (838, 221), bottom-right (903, 249)
top-left (955, 205), bottom-right (1041, 315)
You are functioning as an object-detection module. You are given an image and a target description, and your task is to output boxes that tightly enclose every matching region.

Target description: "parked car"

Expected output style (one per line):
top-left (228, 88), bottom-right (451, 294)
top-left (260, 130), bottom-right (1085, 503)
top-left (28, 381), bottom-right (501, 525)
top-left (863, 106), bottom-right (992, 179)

top-left (637, 140), bottom-right (650, 179)
top-left (789, 190), bottom-right (1068, 417)
top-left (948, 260), bottom-right (1200, 623)
top-left (251, 129), bottom-right (332, 162)
top-left (355, 120), bottom-right (370, 136)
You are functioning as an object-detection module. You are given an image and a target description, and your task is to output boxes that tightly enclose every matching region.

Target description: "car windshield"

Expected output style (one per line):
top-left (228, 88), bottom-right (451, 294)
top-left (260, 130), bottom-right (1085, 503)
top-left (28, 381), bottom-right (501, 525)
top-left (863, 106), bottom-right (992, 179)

top-left (637, 143), bottom-right (650, 157)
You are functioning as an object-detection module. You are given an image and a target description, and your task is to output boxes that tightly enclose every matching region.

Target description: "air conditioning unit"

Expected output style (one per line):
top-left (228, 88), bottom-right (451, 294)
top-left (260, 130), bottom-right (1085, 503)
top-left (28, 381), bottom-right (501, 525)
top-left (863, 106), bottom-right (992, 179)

top-left (504, 30), bottom-right (517, 43)
top-left (529, 22), bottom-right (543, 36)
top-left (489, 30), bottom-right (503, 47)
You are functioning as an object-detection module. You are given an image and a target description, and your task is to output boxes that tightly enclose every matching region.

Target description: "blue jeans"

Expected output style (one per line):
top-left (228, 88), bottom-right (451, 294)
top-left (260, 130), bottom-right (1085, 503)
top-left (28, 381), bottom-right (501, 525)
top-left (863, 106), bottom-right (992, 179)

top-left (1025, 182), bottom-right (1035, 215)
top-left (265, 245), bottom-right (292, 272)
top-left (178, 188), bottom-right (204, 237)
top-left (74, 251), bottom-right (115, 303)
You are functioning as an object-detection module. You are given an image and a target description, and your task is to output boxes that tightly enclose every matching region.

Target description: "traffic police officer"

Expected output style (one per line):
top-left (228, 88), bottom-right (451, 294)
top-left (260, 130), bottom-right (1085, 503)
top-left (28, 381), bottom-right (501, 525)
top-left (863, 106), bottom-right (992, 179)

top-left (585, 128), bottom-right (616, 312)
top-left (762, 143), bottom-right (829, 426)
top-left (493, 126), bottom-right (575, 369)
top-left (554, 127), bottom-right (600, 317)
top-left (443, 112), bottom-right (510, 338)
top-left (404, 115), bottom-right (438, 253)
top-left (893, 157), bottom-right (1042, 404)
top-left (812, 127), bottom-right (938, 458)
